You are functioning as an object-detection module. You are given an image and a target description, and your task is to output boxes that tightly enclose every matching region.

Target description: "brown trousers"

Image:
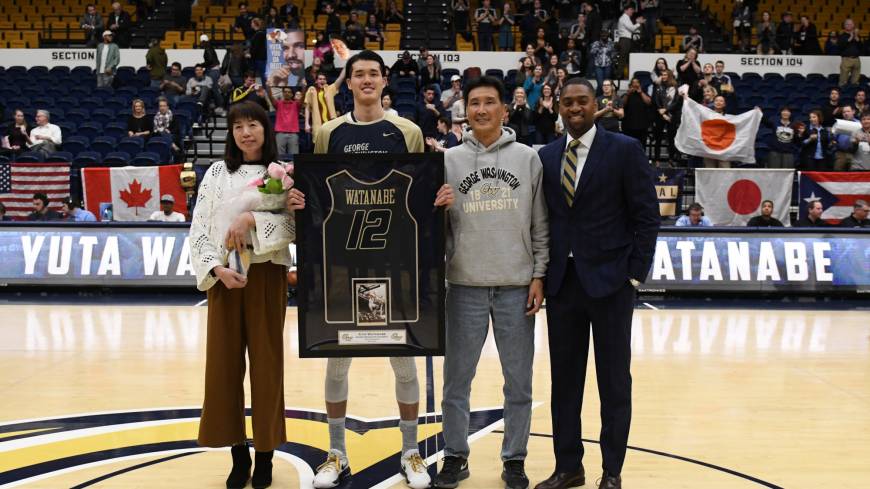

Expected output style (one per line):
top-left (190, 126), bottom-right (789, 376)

top-left (198, 262), bottom-right (288, 451)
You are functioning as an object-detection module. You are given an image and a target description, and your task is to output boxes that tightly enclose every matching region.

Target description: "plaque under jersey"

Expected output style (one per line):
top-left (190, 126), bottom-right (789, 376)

top-left (294, 153), bottom-right (446, 357)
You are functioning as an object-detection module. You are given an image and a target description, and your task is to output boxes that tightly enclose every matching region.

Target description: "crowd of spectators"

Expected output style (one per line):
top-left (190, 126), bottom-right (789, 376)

top-left (674, 199), bottom-right (869, 228)
top-left (3, 0), bottom-right (869, 226)
top-left (457, 0), bottom-right (658, 80)
top-left (2, 192), bottom-right (187, 223)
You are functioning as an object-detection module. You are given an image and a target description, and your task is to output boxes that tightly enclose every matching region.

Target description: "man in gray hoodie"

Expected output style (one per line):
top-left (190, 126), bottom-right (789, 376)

top-left (433, 76), bottom-right (549, 489)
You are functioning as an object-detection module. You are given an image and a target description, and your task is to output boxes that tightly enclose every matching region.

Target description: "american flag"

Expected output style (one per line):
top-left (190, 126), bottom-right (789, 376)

top-left (0, 163), bottom-right (71, 219)
top-left (798, 171), bottom-right (870, 224)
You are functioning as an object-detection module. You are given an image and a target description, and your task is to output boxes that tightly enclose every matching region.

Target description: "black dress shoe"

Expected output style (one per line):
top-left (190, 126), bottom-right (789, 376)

top-left (533, 468), bottom-right (585, 489)
top-left (226, 443), bottom-right (252, 489)
top-left (252, 450), bottom-right (273, 488)
top-left (597, 473), bottom-right (621, 489)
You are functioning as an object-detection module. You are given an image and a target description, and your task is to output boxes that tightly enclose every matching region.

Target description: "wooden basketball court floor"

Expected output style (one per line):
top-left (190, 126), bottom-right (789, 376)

top-left (1, 301), bottom-right (868, 488)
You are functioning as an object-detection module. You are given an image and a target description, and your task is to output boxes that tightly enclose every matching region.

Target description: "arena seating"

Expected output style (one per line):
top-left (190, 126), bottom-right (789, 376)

top-left (0, 66), bottom-right (190, 167)
top-left (0, 0), bottom-right (137, 47)
top-left (701, 0), bottom-right (868, 47)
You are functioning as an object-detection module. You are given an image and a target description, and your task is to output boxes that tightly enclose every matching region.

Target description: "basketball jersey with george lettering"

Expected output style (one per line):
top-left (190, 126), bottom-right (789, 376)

top-left (323, 169), bottom-right (419, 324)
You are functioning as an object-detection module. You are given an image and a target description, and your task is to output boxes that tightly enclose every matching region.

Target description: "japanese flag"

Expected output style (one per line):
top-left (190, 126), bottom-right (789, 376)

top-left (695, 168), bottom-right (794, 226)
top-left (675, 97), bottom-right (763, 163)
top-left (82, 165), bottom-right (188, 221)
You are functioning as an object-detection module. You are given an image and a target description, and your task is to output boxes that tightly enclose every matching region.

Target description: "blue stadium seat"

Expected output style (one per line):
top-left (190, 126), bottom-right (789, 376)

top-left (117, 85), bottom-right (139, 98)
top-left (106, 98), bottom-right (128, 113)
top-left (485, 69), bottom-right (504, 80)
top-left (49, 66), bottom-right (70, 76)
top-left (57, 96), bottom-right (80, 109)
top-left (81, 97), bottom-right (103, 108)
top-left (93, 87), bottom-right (114, 99)
top-left (91, 137), bottom-right (117, 157)
top-left (140, 87), bottom-right (160, 99)
top-left (70, 87), bottom-right (92, 100)
top-left (73, 151), bottom-right (102, 168)
top-left (32, 96), bottom-right (55, 108)
top-left (71, 66), bottom-right (93, 78)
top-left (91, 109), bottom-right (115, 126)
top-left (78, 122), bottom-right (103, 140)
top-left (64, 136), bottom-right (90, 156)
top-left (65, 109), bottom-right (89, 126)
top-left (397, 86), bottom-right (417, 98)
top-left (57, 122), bottom-right (77, 139)
top-left (145, 139), bottom-right (172, 163)
top-left (396, 78), bottom-right (416, 91)
top-left (15, 151), bottom-right (44, 163)
top-left (6, 98), bottom-right (29, 111)
top-left (103, 151), bottom-right (132, 167)
top-left (118, 137), bottom-right (145, 155)
top-left (131, 151), bottom-right (160, 166)
top-left (6, 66), bottom-right (27, 76)
top-left (104, 122), bottom-right (127, 140)
top-left (116, 108), bottom-right (133, 122)
top-left (46, 151), bottom-right (74, 163)
top-left (136, 67), bottom-right (152, 86)
top-left (115, 69), bottom-right (139, 88)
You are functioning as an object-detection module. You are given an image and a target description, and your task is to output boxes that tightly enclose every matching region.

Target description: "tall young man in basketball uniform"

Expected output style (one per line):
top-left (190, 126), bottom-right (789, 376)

top-left (432, 75), bottom-right (549, 489)
top-left (298, 49), bottom-right (454, 489)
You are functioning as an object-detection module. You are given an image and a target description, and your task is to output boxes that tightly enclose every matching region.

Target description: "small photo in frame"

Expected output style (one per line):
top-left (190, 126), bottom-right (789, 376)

top-left (353, 279), bottom-right (389, 326)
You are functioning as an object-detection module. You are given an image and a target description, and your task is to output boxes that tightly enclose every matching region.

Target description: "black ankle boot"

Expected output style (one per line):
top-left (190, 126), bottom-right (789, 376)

top-left (226, 444), bottom-right (252, 489)
top-left (252, 450), bottom-right (273, 489)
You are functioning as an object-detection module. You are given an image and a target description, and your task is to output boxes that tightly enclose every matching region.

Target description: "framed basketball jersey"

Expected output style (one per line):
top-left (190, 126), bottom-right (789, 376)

top-left (295, 153), bottom-right (446, 357)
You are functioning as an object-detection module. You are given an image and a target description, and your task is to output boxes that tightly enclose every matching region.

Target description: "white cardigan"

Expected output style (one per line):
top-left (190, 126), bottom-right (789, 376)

top-left (190, 161), bottom-right (295, 291)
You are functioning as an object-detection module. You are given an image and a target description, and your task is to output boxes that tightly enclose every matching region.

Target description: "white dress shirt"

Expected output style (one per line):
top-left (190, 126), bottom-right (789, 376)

top-left (616, 13), bottom-right (642, 40)
top-left (29, 123), bottom-right (62, 146)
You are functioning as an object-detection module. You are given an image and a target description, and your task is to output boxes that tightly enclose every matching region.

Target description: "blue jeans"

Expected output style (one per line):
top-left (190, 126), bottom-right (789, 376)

top-left (595, 66), bottom-right (611, 96)
top-left (442, 283), bottom-right (535, 461)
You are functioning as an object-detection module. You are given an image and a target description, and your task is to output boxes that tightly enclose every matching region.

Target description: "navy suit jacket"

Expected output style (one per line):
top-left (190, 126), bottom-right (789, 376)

top-left (538, 127), bottom-right (660, 298)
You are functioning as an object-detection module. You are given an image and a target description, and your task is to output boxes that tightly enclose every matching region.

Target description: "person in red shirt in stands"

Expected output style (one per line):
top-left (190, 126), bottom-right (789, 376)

top-left (265, 83), bottom-right (302, 157)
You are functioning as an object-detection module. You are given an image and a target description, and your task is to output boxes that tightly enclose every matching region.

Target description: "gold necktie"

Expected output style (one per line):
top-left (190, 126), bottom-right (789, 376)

top-left (563, 139), bottom-right (581, 206)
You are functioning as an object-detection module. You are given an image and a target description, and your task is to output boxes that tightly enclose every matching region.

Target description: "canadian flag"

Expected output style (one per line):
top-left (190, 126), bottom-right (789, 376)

top-left (82, 165), bottom-right (188, 221)
top-left (675, 97), bottom-right (763, 163)
top-left (694, 168), bottom-right (794, 226)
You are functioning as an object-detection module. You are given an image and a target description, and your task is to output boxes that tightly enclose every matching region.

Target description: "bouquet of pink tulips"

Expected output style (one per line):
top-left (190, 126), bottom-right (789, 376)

top-left (249, 162), bottom-right (295, 195)
top-left (215, 162), bottom-right (295, 271)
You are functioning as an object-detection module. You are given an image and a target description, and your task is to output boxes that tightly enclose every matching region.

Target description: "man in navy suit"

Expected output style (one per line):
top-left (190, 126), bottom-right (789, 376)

top-left (534, 78), bottom-right (659, 489)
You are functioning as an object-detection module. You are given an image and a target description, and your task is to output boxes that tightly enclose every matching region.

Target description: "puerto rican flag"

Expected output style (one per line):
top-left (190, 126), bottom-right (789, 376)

top-left (798, 172), bottom-right (870, 224)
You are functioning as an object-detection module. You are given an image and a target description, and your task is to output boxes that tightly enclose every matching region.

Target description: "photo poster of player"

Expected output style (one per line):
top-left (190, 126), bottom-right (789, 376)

top-left (265, 28), bottom-right (306, 88)
top-left (293, 153), bottom-right (446, 358)
top-left (354, 279), bottom-right (389, 326)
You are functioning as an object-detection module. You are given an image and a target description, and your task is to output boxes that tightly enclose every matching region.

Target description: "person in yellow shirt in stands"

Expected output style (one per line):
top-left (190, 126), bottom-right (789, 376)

top-left (304, 68), bottom-right (345, 143)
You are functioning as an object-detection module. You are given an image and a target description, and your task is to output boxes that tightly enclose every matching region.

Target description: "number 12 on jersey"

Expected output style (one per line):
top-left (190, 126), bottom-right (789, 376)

top-left (345, 209), bottom-right (392, 250)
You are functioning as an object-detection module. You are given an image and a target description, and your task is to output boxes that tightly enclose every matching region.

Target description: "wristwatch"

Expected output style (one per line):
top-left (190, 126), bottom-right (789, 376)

top-left (629, 278), bottom-right (640, 288)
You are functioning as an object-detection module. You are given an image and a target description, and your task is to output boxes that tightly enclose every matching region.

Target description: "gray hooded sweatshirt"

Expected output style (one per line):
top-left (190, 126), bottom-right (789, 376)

top-left (445, 126), bottom-right (549, 286)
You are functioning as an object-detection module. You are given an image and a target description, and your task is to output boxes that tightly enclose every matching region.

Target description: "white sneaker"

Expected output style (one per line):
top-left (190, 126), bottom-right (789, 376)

top-left (312, 449), bottom-right (350, 488)
top-left (400, 449), bottom-right (431, 489)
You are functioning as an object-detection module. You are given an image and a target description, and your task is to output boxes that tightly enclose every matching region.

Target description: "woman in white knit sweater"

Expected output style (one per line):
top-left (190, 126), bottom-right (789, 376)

top-left (189, 102), bottom-right (295, 489)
